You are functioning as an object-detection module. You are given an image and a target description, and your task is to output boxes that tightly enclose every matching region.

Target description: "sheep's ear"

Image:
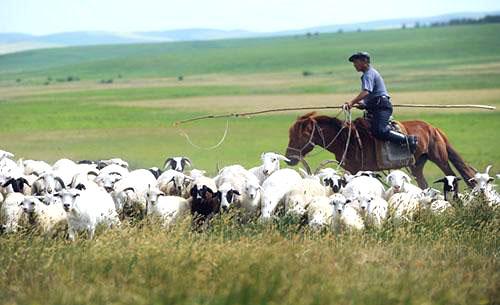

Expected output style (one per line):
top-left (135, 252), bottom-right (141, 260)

top-left (402, 173), bottom-right (411, 183)
top-left (21, 178), bottom-right (30, 186)
top-left (2, 178), bottom-right (14, 187)
top-left (455, 177), bottom-right (462, 181)
top-left (487, 177), bottom-right (494, 183)
top-left (87, 171), bottom-right (99, 176)
top-left (233, 190), bottom-right (241, 196)
top-left (276, 154), bottom-right (291, 162)
top-left (163, 158), bottom-right (174, 169)
top-left (215, 191), bottom-right (222, 201)
top-left (433, 178), bottom-right (445, 184)
top-left (181, 158), bottom-right (192, 169)
top-left (386, 174), bottom-right (392, 183)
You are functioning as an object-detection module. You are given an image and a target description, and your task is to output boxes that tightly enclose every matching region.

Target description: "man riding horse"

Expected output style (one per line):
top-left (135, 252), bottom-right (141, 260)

top-left (343, 52), bottom-right (418, 153)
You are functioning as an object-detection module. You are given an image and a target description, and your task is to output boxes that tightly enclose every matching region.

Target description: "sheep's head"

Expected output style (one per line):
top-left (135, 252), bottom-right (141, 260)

top-left (420, 188), bottom-right (442, 205)
top-left (218, 183), bottom-right (241, 210)
top-left (36, 173), bottom-right (65, 195)
top-left (469, 165), bottom-right (495, 192)
top-left (169, 173), bottom-right (193, 195)
top-left (356, 195), bottom-right (374, 213)
top-left (434, 176), bottom-right (461, 193)
top-left (261, 152), bottom-right (289, 176)
top-left (190, 185), bottom-right (221, 215)
top-left (95, 172), bottom-right (122, 192)
top-left (146, 185), bottom-right (165, 206)
top-left (329, 194), bottom-right (348, 214)
top-left (318, 169), bottom-right (346, 193)
top-left (245, 180), bottom-right (261, 200)
top-left (386, 170), bottom-right (411, 193)
top-left (55, 189), bottom-right (81, 212)
top-left (164, 157), bottom-right (192, 172)
top-left (21, 197), bottom-right (40, 214)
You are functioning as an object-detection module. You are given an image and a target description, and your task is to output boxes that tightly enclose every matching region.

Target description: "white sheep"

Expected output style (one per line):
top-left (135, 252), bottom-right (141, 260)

top-left (99, 164), bottom-right (129, 177)
top-left (145, 186), bottom-right (190, 226)
top-left (283, 173), bottom-right (325, 218)
top-left (31, 172), bottom-right (66, 195)
top-left (341, 175), bottom-right (386, 202)
top-left (384, 170), bottom-right (422, 200)
top-left (23, 160), bottom-right (52, 176)
top-left (387, 192), bottom-right (422, 221)
top-left (0, 192), bottom-right (27, 233)
top-left (355, 194), bottom-right (388, 228)
top-left (157, 169), bottom-right (193, 197)
top-left (419, 188), bottom-right (451, 214)
top-left (330, 193), bottom-right (364, 231)
top-left (468, 165), bottom-right (500, 207)
top-left (99, 158), bottom-right (129, 169)
top-left (21, 195), bottom-right (67, 235)
top-left (0, 157), bottom-right (23, 179)
top-left (215, 165), bottom-right (261, 216)
top-left (260, 168), bottom-right (303, 220)
top-left (112, 169), bottom-right (157, 218)
top-left (0, 149), bottom-right (14, 160)
top-left (57, 188), bottom-right (120, 240)
top-left (249, 152), bottom-right (290, 185)
top-left (306, 196), bottom-right (334, 229)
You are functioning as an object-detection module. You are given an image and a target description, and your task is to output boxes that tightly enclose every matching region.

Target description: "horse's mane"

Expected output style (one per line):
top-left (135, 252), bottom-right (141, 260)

top-left (295, 111), bottom-right (372, 136)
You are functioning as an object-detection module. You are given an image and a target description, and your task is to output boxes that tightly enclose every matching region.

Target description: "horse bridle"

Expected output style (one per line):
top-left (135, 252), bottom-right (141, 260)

top-left (286, 110), bottom-right (363, 170)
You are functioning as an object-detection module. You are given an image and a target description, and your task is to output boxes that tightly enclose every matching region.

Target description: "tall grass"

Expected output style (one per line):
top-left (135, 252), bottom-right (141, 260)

top-left (1, 203), bottom-right (498, 305)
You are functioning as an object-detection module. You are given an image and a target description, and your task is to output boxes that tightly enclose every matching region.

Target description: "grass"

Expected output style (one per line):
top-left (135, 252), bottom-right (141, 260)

top-left (0, 204), bottom-right (498, 305)
top-left (0, 23), bottom-right (499, 305)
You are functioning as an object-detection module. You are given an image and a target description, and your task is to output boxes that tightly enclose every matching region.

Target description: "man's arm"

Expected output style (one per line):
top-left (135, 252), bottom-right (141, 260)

top-left (344, 90), bottom-right (369, 109)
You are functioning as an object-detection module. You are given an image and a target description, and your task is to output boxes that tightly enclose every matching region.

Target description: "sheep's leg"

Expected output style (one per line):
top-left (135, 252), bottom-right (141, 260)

top-left (409, 155), bottom-right (428, 189)
top-left (68, 228), bottom-right (76, 241)
top-left (87, 226), bottom-right (95, 240)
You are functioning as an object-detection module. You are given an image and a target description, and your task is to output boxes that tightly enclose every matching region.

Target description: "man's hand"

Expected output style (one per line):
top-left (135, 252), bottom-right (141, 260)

top-left (342, 102), bottom-right (352, 111)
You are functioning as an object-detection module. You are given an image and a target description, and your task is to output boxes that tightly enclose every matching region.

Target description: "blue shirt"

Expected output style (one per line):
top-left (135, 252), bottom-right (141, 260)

top-left (361, 66), bottom-right (389, 103)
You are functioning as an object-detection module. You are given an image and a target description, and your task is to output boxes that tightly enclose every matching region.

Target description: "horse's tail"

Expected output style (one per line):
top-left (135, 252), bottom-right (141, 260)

top-left (435, 128), bottom-right (476, 187)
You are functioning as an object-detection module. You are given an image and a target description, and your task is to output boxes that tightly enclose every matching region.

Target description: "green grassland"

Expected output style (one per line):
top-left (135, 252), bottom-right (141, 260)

top-left (0, 23), bottom-right (499, 305)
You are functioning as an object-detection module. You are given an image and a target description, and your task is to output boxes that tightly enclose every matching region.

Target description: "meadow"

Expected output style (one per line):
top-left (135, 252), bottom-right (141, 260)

top-left (0, 23), bottom-right (499, 305)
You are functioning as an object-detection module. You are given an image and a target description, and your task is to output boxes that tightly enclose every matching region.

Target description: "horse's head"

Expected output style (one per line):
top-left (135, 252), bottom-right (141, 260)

top-left (285, 112), bottom-right (317, 165)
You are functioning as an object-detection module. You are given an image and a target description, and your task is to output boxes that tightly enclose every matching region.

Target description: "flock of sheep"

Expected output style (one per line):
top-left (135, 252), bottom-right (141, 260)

top-left (0, 149), bottom-right (498, 240)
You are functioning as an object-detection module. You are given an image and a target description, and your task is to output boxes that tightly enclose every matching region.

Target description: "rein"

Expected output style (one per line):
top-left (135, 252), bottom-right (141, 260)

top-left (286, 109), bottom-right (356, 170)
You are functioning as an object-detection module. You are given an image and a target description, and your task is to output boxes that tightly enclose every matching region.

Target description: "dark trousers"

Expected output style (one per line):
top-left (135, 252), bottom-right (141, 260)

top-left (367, 96), bottom-right (393, 140)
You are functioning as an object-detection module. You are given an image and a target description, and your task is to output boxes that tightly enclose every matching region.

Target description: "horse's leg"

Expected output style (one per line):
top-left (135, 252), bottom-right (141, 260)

top-left (429, 156), bottom-right (457, 178)
top-left (409, 154), bottom-right (429, 189)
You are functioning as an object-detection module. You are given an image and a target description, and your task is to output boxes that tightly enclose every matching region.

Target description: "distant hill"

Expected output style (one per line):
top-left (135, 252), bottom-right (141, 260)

top-left (0, 10), bottom-right (499, 54)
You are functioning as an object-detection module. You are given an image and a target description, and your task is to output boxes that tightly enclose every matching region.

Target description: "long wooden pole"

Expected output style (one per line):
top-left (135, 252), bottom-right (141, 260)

top-left (173, 104), bottom-right (496, 126)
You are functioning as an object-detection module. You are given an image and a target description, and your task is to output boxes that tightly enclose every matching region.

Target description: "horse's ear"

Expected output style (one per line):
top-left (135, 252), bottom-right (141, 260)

top-left (297, 112), bottom-right (317, 120)
top-left (301, 118), bottom-right (314, 135)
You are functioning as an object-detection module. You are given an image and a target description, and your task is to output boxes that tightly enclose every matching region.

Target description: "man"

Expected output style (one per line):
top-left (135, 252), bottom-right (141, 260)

top-left (343, 51), bottom-right (418, 153)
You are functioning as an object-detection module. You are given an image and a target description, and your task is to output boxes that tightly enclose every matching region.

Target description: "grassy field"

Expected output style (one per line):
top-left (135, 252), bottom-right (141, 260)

top-left (0, 23), bottom-right (499, 305)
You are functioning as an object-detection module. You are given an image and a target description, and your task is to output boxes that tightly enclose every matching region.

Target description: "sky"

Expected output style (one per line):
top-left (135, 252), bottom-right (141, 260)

top-left (1, 0), bottom-right (500, 35)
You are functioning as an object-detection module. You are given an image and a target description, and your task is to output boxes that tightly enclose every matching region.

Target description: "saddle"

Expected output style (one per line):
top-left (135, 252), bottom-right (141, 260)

top-left (355, 116), bottom-right (415, 170)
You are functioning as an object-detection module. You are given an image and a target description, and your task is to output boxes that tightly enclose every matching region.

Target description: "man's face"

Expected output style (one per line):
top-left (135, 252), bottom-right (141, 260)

top-left (353, 59), bottom-right (369, 72)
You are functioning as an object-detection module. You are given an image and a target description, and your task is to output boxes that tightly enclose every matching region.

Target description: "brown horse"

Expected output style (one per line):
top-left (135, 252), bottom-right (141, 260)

top-left (284, 112), bottom-right (476, 188)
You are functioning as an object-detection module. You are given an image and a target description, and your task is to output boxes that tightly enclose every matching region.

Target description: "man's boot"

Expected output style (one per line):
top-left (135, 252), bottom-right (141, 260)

top-left (386, 130), bottom-right (418, 153)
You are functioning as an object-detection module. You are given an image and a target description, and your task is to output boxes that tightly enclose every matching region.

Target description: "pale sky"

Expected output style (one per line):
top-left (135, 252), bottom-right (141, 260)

top-left (1, 0), bottom-right (499, 35)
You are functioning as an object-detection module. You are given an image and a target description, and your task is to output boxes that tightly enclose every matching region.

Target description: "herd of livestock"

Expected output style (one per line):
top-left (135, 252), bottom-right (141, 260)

top-left (0, 149), bottom-right (498, 240)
